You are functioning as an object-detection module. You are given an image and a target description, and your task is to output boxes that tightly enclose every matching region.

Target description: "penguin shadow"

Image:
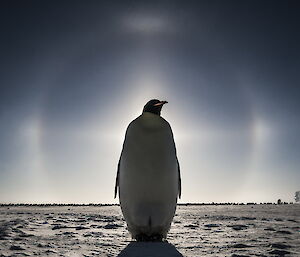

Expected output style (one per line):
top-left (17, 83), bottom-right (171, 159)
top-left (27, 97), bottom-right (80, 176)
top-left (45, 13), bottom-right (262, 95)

top-left (117, 241), bottom-right (184, 257)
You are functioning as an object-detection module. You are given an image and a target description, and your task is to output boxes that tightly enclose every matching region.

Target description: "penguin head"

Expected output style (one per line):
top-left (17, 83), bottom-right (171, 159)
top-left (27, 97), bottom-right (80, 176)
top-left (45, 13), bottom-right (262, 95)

top-left (143, 99), bottom-right (168, 116)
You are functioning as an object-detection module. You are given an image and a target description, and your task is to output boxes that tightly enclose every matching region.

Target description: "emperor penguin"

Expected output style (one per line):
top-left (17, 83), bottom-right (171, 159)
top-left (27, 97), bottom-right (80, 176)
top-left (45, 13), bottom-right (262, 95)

top-left (114, 99), bottom-right (181, 241)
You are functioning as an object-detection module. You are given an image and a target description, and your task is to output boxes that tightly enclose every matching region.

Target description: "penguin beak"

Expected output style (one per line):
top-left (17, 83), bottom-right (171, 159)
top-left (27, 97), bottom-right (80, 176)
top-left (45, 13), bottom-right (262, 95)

top-left (154, 101), bottom-right (168, 106)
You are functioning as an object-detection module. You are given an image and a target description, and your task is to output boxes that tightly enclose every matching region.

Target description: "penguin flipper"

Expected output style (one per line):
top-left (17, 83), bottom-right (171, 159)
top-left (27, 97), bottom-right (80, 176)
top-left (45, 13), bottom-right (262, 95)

top-left (114, 159), bottom-right (121, 199)
top-left (177, 157), bottom-right (181, 199)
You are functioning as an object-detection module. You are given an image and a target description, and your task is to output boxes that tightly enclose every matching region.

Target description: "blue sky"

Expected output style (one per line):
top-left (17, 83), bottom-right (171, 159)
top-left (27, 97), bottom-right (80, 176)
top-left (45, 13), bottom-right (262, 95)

top-left (0, 1), bottom-right (299, 203)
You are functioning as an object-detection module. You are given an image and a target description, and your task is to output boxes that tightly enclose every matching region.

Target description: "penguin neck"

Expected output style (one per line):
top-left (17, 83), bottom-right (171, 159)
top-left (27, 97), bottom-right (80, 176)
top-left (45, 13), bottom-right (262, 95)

top-left (142, 111), bottom-right (161, 117)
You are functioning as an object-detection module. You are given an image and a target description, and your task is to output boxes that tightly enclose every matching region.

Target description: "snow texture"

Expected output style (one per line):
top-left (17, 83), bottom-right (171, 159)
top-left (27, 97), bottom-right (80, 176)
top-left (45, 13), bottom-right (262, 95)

top-left (0, 205), bottom-right (299, 256)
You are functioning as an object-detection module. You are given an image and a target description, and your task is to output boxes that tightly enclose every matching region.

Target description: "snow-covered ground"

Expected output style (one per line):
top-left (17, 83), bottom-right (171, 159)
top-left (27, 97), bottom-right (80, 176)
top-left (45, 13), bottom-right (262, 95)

top-left (0, 204), bottom-right (299, 256)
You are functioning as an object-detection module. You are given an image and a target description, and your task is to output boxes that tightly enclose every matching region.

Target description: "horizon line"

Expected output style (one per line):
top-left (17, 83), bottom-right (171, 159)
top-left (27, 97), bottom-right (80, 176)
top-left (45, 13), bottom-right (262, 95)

top-left (0, 202), bottom-right (296, 207)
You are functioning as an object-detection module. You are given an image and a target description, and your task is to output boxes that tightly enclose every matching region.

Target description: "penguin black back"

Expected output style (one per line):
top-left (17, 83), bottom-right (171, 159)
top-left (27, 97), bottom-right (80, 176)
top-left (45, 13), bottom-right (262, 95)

top-left (143, 99), bottom-right (168, 116)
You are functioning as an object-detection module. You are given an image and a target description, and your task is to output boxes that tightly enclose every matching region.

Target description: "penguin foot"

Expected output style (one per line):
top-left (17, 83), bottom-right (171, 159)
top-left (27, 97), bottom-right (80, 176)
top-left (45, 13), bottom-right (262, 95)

top-left (135, 234), bottom-right (164, 242)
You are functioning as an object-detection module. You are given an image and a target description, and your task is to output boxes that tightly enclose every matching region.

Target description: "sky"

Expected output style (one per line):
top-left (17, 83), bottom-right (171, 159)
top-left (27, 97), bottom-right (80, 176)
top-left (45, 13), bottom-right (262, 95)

top-left (0, 1), bottom-right (299, 204)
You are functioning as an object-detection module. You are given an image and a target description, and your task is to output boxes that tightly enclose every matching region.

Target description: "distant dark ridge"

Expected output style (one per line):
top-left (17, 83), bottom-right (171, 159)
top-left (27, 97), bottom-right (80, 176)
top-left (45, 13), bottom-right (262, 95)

top-left (0, 202), bottom-right (294, 207)
top-left (0, 203), bottom-right (120, 207)
top-left (177, 202), bottom-right (293, 206)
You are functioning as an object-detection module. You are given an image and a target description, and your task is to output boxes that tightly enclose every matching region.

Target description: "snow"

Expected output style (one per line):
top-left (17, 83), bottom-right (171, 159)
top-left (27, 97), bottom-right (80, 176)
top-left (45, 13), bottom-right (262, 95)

top-left (0, 204), bottom-right (299, 256)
